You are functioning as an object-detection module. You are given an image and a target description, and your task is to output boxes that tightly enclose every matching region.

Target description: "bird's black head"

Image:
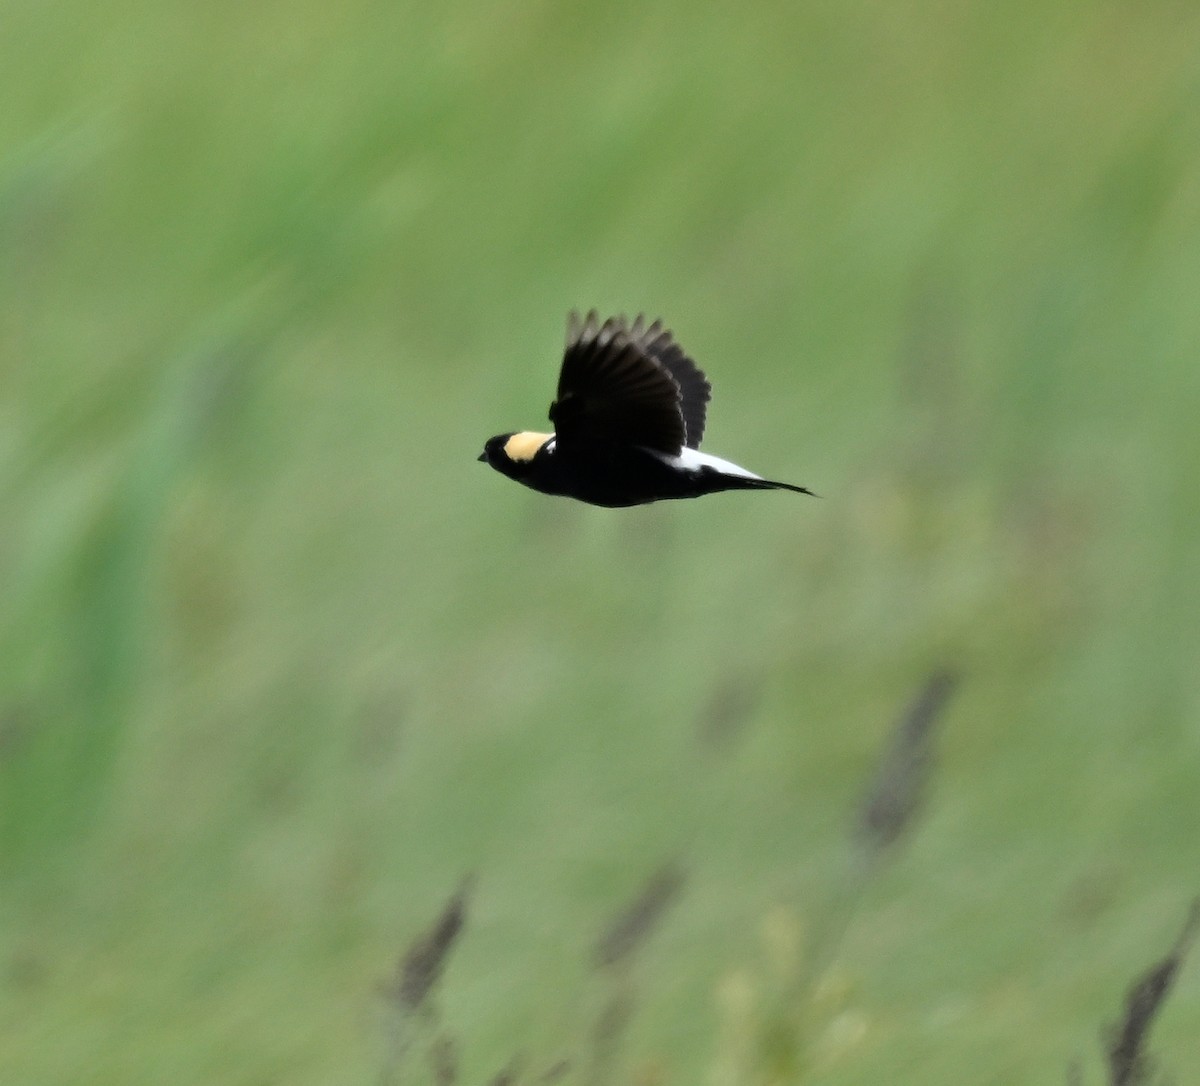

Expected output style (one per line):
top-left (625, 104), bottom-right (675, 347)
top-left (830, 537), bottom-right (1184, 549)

top-left (478, 431), bottom-right (551, 482)
top-left (478, 433), bottom-right (513, 466)
top-left (478, 432), bottom-right (528, 483)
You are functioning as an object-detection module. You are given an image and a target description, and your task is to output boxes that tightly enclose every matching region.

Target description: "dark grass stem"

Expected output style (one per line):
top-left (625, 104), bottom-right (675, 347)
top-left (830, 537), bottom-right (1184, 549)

top-left (1105, 898), bottom-right (1200, 1086)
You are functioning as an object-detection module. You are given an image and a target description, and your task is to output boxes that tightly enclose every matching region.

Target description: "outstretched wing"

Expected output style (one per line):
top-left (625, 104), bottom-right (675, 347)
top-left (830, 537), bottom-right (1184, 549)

top-left (627, 314), bottom-right (711, 449)
top-left (550, 311), bottom-right (710, 455)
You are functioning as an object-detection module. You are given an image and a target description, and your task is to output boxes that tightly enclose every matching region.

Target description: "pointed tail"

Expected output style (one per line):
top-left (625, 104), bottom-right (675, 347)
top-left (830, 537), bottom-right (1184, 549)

top-left (731, 476), bottom-right (818, 497)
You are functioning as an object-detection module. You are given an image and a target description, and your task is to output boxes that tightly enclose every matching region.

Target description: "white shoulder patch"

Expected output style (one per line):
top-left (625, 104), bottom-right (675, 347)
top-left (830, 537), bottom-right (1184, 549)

top-left (655, 446), bottom-right (762, 480)
top-left (504, 431), bottom-right (554, 462)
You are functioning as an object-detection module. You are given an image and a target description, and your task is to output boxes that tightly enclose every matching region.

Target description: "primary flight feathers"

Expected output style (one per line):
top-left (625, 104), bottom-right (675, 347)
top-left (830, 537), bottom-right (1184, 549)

top-left (554, 311), bottom-right (711, 455)
top-left (479, 310), bottom-right (813, 508)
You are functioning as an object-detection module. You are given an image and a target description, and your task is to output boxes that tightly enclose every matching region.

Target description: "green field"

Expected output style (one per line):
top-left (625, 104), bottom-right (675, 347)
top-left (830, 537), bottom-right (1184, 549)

top-left (3, 2), bottom-right (1200, 1082)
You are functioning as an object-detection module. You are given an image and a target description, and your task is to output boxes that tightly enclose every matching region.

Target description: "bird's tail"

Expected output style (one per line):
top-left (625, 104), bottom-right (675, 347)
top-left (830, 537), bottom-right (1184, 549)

top-left (728, 475), bottom-right (817, 497)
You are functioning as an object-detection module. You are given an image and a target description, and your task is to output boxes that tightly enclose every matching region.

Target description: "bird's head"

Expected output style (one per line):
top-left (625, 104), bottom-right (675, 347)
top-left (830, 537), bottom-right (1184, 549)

top-left (477, 431), bottom-right (551, 480)
top-left (477, 433), bottom-right (511, 466)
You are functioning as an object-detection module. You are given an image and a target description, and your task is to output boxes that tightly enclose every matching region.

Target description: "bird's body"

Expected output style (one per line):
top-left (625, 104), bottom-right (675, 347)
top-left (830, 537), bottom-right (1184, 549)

top-left (478, 311), bottom-right (813, 508)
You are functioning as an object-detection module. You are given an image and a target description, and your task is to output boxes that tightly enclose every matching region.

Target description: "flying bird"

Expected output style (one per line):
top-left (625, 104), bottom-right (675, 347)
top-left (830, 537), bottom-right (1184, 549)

top-left (478, 310), bottom-right (814, 508)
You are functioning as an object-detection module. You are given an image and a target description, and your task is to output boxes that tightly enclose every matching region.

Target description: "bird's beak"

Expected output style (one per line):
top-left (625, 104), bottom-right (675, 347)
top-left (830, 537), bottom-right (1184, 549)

top-left (477, 451), bottom-right (488, 462)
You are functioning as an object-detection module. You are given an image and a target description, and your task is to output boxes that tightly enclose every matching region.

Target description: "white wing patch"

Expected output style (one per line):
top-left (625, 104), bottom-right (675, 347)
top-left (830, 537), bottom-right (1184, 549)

top-left (654, 446), bottom-right (762, 480)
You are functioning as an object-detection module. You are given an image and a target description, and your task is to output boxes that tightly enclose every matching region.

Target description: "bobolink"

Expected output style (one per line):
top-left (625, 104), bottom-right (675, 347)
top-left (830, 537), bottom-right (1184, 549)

top-left (478, 310), bottom-right (815, 508)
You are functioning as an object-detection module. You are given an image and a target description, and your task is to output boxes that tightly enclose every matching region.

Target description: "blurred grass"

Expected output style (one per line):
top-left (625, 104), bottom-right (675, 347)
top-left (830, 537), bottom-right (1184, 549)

top-left (3, 0), bottom-right (1200, 1082)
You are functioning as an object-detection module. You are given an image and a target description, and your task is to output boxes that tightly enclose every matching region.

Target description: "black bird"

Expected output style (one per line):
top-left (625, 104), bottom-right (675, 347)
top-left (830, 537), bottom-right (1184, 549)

top-left (478, 310), bottom-right (814, 508)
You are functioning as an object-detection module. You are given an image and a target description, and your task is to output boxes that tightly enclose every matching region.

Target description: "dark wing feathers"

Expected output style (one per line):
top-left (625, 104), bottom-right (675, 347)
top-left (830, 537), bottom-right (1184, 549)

top-left (550, 310), bottom-right (711, 455)
top-left (632, 317), bottom-right (711, 449)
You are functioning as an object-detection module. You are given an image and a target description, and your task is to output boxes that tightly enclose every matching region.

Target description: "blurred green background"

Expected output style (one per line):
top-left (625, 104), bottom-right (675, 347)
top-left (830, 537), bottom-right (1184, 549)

top-left (3, 1), bottom-right (1199, 1082)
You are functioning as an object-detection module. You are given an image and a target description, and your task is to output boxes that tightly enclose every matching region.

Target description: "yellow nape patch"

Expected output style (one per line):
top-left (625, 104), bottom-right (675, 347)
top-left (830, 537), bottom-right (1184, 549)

top-left (504, 431), bottom-right (552, 462)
